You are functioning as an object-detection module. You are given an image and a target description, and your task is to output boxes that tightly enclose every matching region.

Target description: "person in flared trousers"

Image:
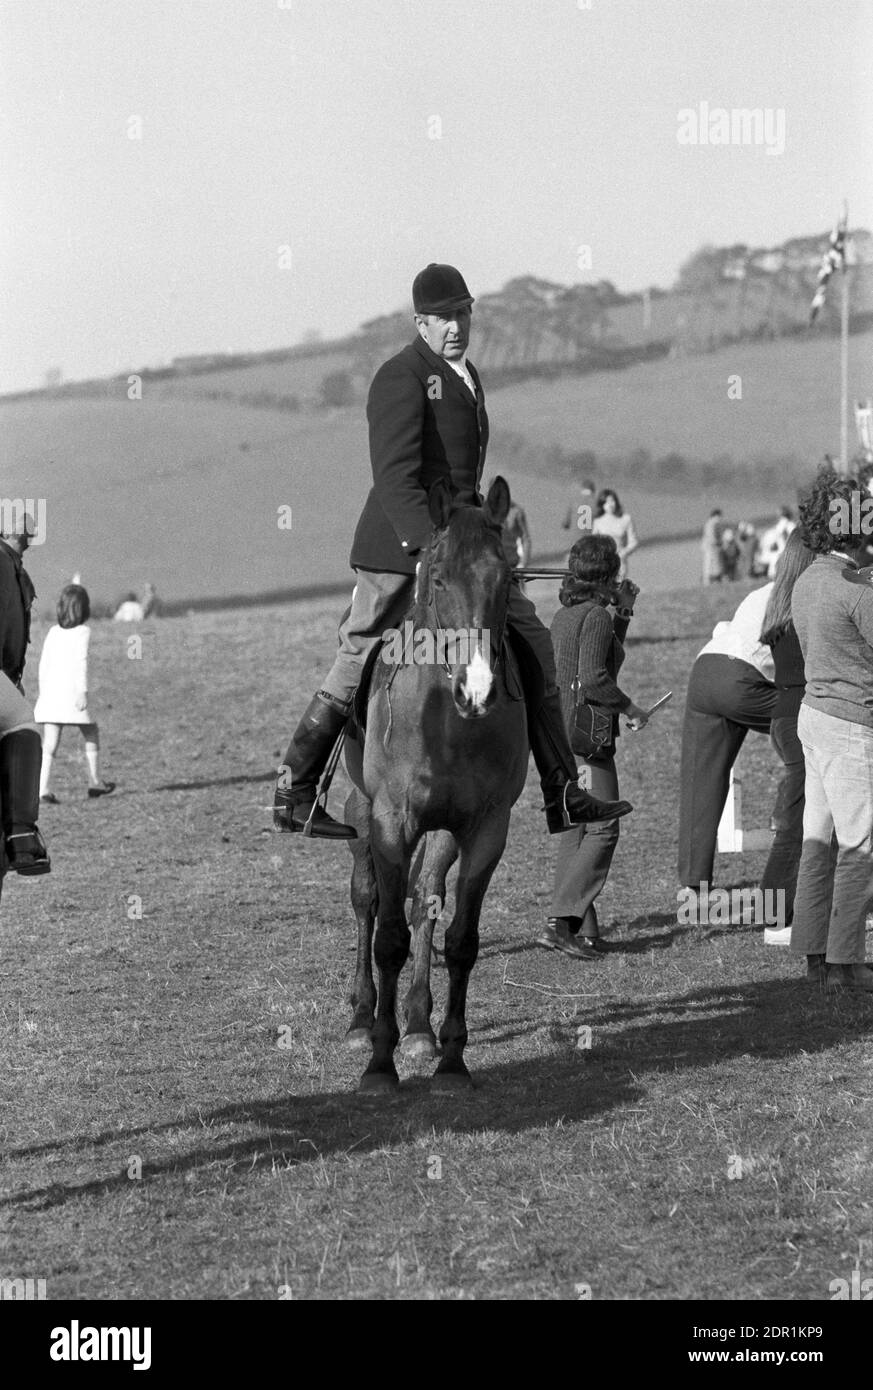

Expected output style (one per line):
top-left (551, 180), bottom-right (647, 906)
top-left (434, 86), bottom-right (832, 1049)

top-left (677, 582), bottom-right (776, 895)
top-left (758, 530), bottom-right (816, 939)
top-left (537, 535), bottom-right (650, 960)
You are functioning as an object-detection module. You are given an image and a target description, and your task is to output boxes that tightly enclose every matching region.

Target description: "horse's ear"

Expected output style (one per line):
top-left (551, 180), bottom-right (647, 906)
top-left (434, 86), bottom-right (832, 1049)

top-left (484, 475), bottom-right (511, 528)
top-left (428, 478), bottom-right (454, 529)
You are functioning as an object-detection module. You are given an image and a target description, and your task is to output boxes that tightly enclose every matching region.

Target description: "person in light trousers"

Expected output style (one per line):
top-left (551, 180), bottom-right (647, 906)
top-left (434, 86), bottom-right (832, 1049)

top-left (789, 468), bottom-right (873, 993)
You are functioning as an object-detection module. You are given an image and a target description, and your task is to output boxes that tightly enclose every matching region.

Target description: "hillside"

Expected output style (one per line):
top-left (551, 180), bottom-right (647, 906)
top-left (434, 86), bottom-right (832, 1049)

top-left (4, 328), bottom-right (871, 611)
top-left (4, 225), bottom-right (872, 608)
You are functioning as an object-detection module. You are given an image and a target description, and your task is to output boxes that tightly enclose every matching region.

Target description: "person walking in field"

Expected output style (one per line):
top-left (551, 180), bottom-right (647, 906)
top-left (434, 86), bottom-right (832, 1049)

top-left (499, 492), bottom-right (532, 591)
top-left (0, 517), bottom-right (50, 874)
top-left (591, 488), bottom-right (639, 581)
top-left (701, 508), bottom-right (725, 584)
top-left (562, 475), bottom-right (596, 539)
top-left (538, 534), bottom-right (650, 959)
top-left (273, 263), bottom-right (631, 839)
top-left (34, 584), bottom-right (115, 802)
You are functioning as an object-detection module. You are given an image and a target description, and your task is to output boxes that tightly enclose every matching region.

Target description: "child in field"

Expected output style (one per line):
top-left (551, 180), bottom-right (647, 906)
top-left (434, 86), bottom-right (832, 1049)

top-left (34, 585), bottom-right (115, 802)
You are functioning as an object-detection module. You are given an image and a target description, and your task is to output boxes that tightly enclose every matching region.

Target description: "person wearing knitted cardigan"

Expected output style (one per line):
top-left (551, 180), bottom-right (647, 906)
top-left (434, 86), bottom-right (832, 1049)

top-left (538, 535), bottom-right (650, 960)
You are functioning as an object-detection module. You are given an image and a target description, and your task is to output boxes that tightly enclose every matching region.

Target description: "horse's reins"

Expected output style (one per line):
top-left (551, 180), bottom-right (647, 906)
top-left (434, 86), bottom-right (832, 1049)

top-left (305, 536), bottom-right (513, 828)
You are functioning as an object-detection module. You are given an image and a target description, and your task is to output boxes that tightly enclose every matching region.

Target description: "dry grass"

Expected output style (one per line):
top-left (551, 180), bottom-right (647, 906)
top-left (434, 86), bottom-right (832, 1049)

top-left (0, 583), bottom-right (871, 1300)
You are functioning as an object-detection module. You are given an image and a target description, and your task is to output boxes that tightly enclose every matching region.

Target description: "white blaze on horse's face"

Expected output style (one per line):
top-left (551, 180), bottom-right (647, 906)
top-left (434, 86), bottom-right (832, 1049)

top-left (457, 640), bottom-right (493, 716)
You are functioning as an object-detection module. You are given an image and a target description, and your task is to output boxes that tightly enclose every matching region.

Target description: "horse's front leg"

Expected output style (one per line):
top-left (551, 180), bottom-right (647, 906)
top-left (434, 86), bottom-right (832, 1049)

top-left (359, 816), bottom-right (412, 1094)
top-left (402, 830), bottom-right (458, 1060)
top-left (344, 788), bottom-right (377, 1051)
top-left (433, 817), bottom-right (508, 1091)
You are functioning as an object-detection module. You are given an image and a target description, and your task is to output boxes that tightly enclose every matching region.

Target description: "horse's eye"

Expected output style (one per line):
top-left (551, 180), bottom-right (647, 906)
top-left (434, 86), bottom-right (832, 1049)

top-left (432, 576), bottom-right (445, 589)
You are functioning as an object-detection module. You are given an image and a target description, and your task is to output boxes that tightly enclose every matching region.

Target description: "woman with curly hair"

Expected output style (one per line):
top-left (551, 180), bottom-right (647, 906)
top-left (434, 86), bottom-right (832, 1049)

top-left (537, 534), bottom-right (650, 959)
top-left (790, 466), bottom-right (873, 992)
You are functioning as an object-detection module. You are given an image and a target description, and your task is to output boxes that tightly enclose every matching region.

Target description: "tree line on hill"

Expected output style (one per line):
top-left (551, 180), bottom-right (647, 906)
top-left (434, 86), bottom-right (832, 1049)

top-left (7, 227), bottom-right (871, 408)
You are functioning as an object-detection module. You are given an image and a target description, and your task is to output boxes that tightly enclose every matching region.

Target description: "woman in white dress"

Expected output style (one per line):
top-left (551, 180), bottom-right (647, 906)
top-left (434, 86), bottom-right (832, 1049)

top-left (34, 585), bottom-right (115, 802)
top-left (592, 489), bottom-right (639, 581)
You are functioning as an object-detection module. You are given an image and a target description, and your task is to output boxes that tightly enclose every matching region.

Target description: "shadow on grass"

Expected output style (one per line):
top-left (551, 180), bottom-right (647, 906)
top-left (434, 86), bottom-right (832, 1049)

top-left (4, 976), bottom-right (871, 1213)
top-left (152, 770), bottom-right (275, 792)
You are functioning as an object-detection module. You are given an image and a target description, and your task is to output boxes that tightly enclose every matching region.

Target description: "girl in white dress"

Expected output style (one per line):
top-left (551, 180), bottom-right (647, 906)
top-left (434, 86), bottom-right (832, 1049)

top-left (34, 585), bottom-right (115, 802)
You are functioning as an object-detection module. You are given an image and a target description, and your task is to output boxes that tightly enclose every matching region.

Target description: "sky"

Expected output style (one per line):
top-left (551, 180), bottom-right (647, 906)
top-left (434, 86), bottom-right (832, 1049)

top-left (1, 0), bottom-right (871, 393)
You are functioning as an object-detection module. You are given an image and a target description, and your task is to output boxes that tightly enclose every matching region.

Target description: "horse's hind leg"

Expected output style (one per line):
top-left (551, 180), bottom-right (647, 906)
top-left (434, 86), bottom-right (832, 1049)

top-left (402, 831), bottom-right (457, 1060)
top-left (344, 787), bottom-right (377, 1051)
top-left (359, 817), bottom-right (412, 1094)
top-left (432, 818), bottom-right (509, 1092)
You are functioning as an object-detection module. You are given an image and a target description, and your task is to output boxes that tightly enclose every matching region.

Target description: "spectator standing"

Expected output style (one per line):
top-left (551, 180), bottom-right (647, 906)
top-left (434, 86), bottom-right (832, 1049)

top-left (789, 469), bottom-right (873, 992)
top-left (721, 526), bottom-right (741, 580)
top-left (34, 585), bottom-right (115, 802)
top-left (758, 506), bottom-right (797, 580)
top-left (737, 522), bottom-right (759, 579)
top-left (562, 477), bottom-right (596, 539)
top-left (114, 592), bottom-right (144, 622)
top-left (141, 581), bottom-right (158, 618)
top-left (758, 530), bottom-right (817, 942)
top-left (701, 508), bottom-right (725, 584)
top-left (677, 581), bottom-right (776, 902)
top-left (538, 535), bottom-right (650, 958)
top-left (592, 488), bottom-right (639, 581)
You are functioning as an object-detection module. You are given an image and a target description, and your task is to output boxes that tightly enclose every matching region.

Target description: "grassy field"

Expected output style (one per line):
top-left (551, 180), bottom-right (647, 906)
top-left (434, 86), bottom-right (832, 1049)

top-left (1, 582), bottom-right (871, 1301)
top-left (4, 328), bottom-right (871, 610)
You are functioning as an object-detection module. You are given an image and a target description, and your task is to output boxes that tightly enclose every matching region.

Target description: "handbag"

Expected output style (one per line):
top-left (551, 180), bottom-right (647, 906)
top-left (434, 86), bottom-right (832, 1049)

top-left (569, 603), bottom-right (614, 759)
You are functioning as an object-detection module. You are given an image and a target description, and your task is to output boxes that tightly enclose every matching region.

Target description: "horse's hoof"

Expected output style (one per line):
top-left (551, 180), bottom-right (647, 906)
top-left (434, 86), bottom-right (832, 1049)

top-left (430, 1068), bottom-right (473, 1092)
top-left (344, 1028), bottom-right (373, 1052)
top-left (401, 1033), bottom-right (437, 1060)
top-left (358, 1070), bottom-right (399, 1095)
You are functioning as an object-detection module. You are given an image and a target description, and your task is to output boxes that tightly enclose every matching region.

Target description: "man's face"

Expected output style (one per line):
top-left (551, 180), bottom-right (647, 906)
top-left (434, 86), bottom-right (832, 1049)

top-left (0, 531), bottom-right (28, 555)
top-left (416, 306), bottom-right (472, 360)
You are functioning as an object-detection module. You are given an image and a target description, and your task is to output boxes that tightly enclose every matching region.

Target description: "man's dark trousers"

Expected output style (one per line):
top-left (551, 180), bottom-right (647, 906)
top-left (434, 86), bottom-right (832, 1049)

top-left (677, 653), bottom-right (776, 887)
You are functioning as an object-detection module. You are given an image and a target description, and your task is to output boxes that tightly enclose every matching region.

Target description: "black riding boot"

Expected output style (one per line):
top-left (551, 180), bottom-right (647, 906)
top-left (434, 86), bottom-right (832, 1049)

top-left (0, 729), bottom-right (51, 874)
top-left (528, 691), bottom-right (633, 834)
top-left (274, 691), bottom-right (357, 839)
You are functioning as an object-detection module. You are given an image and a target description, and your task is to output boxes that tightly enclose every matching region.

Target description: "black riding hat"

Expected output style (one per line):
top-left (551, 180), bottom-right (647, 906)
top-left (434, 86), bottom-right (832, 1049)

top-left (412, 263), bottom-right (474, 315)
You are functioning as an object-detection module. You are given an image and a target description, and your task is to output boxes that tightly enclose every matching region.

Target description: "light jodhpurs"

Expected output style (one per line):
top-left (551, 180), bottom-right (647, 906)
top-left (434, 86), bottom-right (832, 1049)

top-left (0, 671), bottom-right (37, 738)
top-left (319, 568), bottom-right (559, 707)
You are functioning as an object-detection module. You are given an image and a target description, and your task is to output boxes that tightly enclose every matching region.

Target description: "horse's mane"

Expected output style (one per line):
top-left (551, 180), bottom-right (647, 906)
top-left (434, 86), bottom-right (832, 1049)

top-left (411, 504), bottom-right (505, 625)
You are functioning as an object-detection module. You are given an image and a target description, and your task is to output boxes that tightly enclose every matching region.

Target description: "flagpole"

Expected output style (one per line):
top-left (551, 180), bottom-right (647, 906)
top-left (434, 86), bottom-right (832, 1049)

top-left (840, 261), bottom-right (850, 474)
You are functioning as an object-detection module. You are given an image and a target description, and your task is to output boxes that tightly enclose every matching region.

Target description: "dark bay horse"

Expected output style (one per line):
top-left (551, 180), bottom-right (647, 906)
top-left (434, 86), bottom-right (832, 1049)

top-left (342, 476), bottom-right (528, 1093)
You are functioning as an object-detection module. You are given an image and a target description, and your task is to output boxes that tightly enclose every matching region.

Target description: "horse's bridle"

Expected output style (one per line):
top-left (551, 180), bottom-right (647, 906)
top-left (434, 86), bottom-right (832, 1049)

top-left (424, 540), bottom-right (512, 684)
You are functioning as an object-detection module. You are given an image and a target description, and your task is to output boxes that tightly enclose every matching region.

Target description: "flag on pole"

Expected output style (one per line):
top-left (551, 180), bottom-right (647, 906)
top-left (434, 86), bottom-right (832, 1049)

top-left (809, 213), bottom-right (847, 323)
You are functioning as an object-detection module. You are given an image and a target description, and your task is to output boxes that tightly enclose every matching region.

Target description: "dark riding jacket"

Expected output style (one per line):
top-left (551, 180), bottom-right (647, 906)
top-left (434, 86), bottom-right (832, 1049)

top-left (0, 539), bottom-right (35, 687)
top-left (349, 337), bottom-right (489, 576)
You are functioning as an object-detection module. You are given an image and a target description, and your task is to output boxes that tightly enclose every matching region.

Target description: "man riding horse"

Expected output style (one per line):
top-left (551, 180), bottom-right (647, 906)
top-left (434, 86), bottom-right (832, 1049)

top-left (274, 263), bottom-right (632, 838)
